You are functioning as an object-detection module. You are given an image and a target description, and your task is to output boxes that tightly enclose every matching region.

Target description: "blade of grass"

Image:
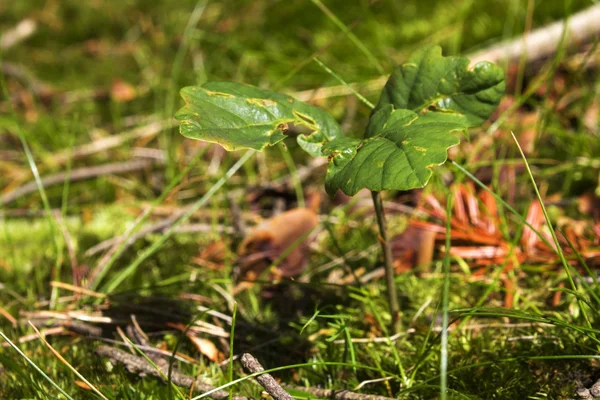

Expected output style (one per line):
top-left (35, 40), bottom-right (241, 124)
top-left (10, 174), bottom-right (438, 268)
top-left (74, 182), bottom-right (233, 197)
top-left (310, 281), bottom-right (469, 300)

top-left (310, 0), bottom-right (385, 75)
top-left (342, 321), bottom-right (357, 374)
top-left (28, 322), bottom-right (110, 400)
top-left (0, 331), bottom-right (75, 400)
top-left (272, 16), bottom-right (363, 91)
top-left (364, 295), bottom-right (408, 387)
top-left (510, 132), bottom-right (594, 335)
top-left (0, 59), bottom-right (64, 304)
top-left (440, 191), bottom-right (453, 400)
top-left (167, 310), bottom-right (208, 399)
top-left (451, 161), bottom-right (556, 252)
top-left (228, 302), bottom-right (237, 400)
top-left (50, 117), bottom-right (77, 308)
top-left (190, 361), bottom-right (401, 400)
top-left (164, 0), bottom-right (208, 179)
top-left (313, 57), bottom-right (375, 109)
top-left (101, 149), bottom-right (255, 294)
top-left (400, 354), bottom-right (600, 397)
top-left (560, 229), bottom-right (600, 306)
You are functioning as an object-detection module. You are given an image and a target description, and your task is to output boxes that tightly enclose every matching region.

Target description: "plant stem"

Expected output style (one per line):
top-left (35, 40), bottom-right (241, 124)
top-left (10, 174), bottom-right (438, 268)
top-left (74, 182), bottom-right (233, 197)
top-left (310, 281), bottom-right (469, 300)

top-left (371, 191), bottom-right (401, 333)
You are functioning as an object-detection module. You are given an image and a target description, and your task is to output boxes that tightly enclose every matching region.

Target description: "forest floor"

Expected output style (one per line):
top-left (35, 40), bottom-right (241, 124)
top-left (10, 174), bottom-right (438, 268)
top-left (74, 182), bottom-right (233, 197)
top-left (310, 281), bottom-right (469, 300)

top-left (1, 1), bottom-right (600, 399)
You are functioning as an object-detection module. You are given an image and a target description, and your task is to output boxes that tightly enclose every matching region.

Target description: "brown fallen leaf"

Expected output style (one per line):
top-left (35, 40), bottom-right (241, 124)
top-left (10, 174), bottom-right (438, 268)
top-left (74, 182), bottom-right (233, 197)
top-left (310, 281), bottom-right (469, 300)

top-left (168, 323), bottom-right (223, 362)
top-left (390, 225), bottom-right (437, 272)
top-left (186, 334), bottom-right (222, 362)
top-left (192, 241), bottom-right (228, 270)
top-left (110, 80), bottom-right (137, 103)
top-left (236, 208), bottom-right (318, 282)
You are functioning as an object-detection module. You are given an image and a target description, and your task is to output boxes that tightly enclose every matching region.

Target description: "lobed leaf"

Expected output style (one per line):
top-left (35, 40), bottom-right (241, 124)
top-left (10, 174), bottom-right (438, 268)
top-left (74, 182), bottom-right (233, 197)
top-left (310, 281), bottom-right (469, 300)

top-left (175, 82), bottom-right (341, 154)
top-left (325, 45), bottom-right (505, 196)
top-left (371, 45), bottom-right (505, 126)
top-left (324, 111), bottom-right (463, 196)
top-left (174, 46), bottom-right (504, 198)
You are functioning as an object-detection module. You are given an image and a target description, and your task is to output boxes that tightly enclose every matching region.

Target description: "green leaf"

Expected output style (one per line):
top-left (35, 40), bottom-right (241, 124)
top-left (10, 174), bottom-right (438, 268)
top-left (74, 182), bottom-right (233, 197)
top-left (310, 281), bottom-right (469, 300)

top-left (325, 45), bottom-right (505, 196)
top-left (372, 45), bottom-right (505, 126)
top-left (324, 111), bottom-right (463, 196)
top-left (175, 82), bottom-right (341, 154)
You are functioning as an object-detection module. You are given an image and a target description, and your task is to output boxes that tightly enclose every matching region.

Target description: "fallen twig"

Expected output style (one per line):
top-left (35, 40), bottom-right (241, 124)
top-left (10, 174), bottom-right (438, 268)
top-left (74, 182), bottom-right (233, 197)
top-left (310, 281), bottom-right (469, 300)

top-left (1, 61), bottom-right (53, 97)
top-left (85, 220), bottom-right (234, 257)
top-left (1, 19), bottom-right (37, 50)
top-left (96, 345), bottom-right (248, 400)
top-left (284, 385), bottom-right (397, 400)
top-left (469, 3), bottom-right (600, 65)
top-left (240, 353), bottom-right (293, 400)
top-left (50, 119), bottom-right (174, 166)
top-left (1, 158), bottom-right (162, 205)
top-left (294, 4), bottom-right (600, 103)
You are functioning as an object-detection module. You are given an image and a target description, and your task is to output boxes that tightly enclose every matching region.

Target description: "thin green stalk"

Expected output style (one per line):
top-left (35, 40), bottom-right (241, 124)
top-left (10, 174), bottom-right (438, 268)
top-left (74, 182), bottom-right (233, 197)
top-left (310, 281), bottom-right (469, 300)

top-left (323, 221), bottom-right (362, 287)
top-left (371, 191), bottom-right (400, 333)
top-left (60, 119), bottom-right (76, 219)
top-left (168, 311), bottom-right (206, 400)
top-left (342, 322), bottom-right (357, 374)
top-left (101, 150), bottom-right (254, 293)
top-left (21, 134), bottom-right (65, 306)
top-left (440, 192), bottom-right (453, 399)
top-left (514, 0), bottom-right (534, 97)
top-left (228, 302), bottom-right (237, 400)
top-left (272, 22), bottom-right (359, 90)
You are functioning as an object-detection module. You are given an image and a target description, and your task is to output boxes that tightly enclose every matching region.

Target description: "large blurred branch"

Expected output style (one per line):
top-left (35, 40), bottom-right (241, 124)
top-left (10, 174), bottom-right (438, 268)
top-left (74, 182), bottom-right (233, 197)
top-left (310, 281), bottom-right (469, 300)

top-left (468, 3), bottom-right (600, 65)
top-left (0, 19), bottom-right (37, 50)
top-left (294, 4), bottom-right (600, 102)
top-left (1, 158), bottom-right (161, 205)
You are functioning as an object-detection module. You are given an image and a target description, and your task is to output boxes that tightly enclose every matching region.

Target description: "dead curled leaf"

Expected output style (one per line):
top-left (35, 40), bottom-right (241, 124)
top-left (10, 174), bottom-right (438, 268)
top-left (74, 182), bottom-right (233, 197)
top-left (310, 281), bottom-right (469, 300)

top-left (236, 208), bottom-right (318, 281)
top-left (404, 183), bottom-right (600, 270)
top-left (192, 241), bottom-right (228, 270)
top-left (186, 335), bottom-right (222, 362)
top-left (391, 225), bottom-right (437, 272)
top-left (168, 323), bottom-right (223, 362)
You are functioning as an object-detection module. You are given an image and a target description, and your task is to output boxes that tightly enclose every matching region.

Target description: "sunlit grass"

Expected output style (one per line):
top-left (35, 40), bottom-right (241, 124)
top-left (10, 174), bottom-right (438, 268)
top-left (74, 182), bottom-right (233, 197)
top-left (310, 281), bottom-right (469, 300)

top-left (1, 0), bottom-right (599, 398)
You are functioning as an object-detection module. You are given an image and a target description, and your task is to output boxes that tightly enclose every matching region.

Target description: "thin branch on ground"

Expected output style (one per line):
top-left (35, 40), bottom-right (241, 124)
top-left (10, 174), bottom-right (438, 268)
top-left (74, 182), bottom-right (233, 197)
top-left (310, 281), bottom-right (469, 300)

top-left (1, 158), bottom-right (162, 205)
top-left (96, 345), bottom-right (248, 400)
top-left (469, 3), bottom-right (600, 65)
top-left (294, 4), bottom-right (600, 102)
top-left (0, 19), bottom-right (37, 50)
top-left (85, 219), bottom-right (234, 257)
top-left (284, 384), bottom-right (397, 400)
top-left (240, 353), bottom-right (294, 400)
